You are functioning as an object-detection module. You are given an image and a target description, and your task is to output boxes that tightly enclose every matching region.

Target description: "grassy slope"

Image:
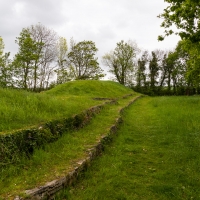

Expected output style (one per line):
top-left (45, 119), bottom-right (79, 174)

top-left (0, 80), bottom-right (138, 199)
top-left (0, 80), bottom-right (133, 133)
top-left (57, 96), bottom-right (200, 200)
top-left (45, 80), bottom-right (132, 98)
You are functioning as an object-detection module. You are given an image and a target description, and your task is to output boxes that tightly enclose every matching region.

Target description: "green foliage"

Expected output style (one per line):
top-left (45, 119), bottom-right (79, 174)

top-left (56, 37), bottom-right (69, 84)
top-left (68, 40), bottom-right (104, 80)
top-left (164, 51), bottom-right (178, 91)
top-left (149, 51), bottom-right (159, 89)
top-left (158, 0), bottom-right (200, 42)
top-left (11, 23), bottom-right (59, 91)
top-left (0, 37), bottom-right (4, 56)
top-left (13, 28), bottom-right (43, 89)
top-left (165, 40), bottom-right (200, 94)
top-left (0, 37), bottom-right (13, 88)
top-left (103, 40), bottom-right (139, 85)
top-left (133, 43), bottom-right (200, 96)
top-left (0, 52), bottom-right (13, 87)
top-left (57, 37), bottom-right (68, 66)
top-left (178, 40), bottom-right (200, 88)
top-left (136, 51), bottom-right (148, 88)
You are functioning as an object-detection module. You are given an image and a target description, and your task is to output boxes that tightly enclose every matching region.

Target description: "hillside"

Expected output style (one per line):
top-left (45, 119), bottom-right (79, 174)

top-left (0, 80), bottom-right (140, 199)
top-left (45, 80), bottom-right (133, 97)
top-left (0, 80), bottom-right (134, 133)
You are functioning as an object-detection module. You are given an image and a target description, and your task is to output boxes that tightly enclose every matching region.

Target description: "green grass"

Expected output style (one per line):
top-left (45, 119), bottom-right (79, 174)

top-left (0, 80), bottom-right (133, 133)
top-left (0, 82), bottom-right (138, 199)
top-left (46, 80), bottom-right (133, 98)
top-left (55, 96), bottom-right (200, 200)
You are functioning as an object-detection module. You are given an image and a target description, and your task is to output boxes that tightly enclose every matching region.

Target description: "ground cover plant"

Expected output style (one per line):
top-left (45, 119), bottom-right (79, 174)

top-left (0, 89), bottom-right (94, 133)
top-left (0, 80), bottom-right (132, 133)
top-left (56, 96), bottom-right (200, 200)
top-left (0, 80), bottom-right (138, 199)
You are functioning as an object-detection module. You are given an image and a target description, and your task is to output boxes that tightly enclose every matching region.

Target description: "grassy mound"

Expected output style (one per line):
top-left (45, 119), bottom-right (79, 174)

top-left (0, 80), bottom-right (134, 133)
top-left (46, 80), bottom-right (133, 97)
top-left (0, 85), bottom-right (139, 199)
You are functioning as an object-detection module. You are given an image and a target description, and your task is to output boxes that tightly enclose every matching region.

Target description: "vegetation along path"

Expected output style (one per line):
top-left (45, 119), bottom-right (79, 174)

top-left (56, 96), bottom-right (200, 200)
top-left (0, 86), bottom-right (140, 199)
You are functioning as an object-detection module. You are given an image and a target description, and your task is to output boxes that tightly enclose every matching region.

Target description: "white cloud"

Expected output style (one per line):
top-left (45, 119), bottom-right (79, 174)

top-left (12, 2), bottom-right (25, 15)
top-left (0, 0), bottom-right (180, 67)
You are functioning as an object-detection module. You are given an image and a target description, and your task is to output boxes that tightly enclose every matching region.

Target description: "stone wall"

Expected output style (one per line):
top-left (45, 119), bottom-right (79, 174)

top-left (14, 95), bottom-right (142, 200)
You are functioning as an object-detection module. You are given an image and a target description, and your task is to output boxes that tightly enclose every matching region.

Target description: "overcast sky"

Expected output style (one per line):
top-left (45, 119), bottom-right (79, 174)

top-left (0, 0), bottom-right (180, 67)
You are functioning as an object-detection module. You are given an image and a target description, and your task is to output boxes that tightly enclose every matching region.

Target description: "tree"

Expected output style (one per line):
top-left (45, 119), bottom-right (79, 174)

top-left (175, 39), bottom-right (200, 93)
top-left (158, 0), bottom-right (200, 42)
top-left (102, 40), bottom-right (139, 85)
top-left (0, 37), bottom-right (13, 87)
top-left (149, 51), bottom-right (160, 89)
top-left (0, 37), bottom-right (4, 70)
top-left (159, 54), bottom-right (168, 88)
top-left (56, 37), bottom-right (71, 84)
top-left (0, 52), bottom-right (13, 87)
top-left (68, 40), bottom-right (104, 80)
top-left (136, 50), bottom-right (148, 88)
top-left (157, 51), bottom-right (179, 93)
top-left (162, 40), bottom-right (197, 94)
top-left (0, 37), bottom-right (4, 56)
top-left (13, 23), bottom-right (59, 90)
top-left (165, 51), bottom-right (181, 92)
top-left (57, 37), bottom-right (68, 67)
top-left (13, 28), bottom-right (41, 89)
top-left (28, 23), bottom-right (58, 90)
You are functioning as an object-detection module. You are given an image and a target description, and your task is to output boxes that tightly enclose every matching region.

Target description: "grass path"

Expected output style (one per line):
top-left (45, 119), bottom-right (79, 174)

top-left (56, 96), bottom-right (200, 200)
top-left (0, 94), bottom-right (140, 199)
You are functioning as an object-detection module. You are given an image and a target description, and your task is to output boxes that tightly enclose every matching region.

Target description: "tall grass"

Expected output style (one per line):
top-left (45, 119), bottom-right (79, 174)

top-left (0, 88), bottom-right (97, 133)
top-left (56, 96), bottom-right (200, 200)
top-left (0, 81), bottom-right (136, 199)
top-left (0, 80), bottom-right (134, 133)
top-left (46, 80), bottom-right (133, 98)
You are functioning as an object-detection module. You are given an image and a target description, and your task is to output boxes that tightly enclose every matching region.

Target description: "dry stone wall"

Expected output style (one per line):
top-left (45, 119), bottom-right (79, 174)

top-left (14, 95), bottom-right (142, 200)
top-left (0, 102), bottom-right (112, 165)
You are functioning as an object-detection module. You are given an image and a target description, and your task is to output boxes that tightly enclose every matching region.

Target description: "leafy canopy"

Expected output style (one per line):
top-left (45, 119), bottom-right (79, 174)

top-left (0, 37), bottom-right (4, 56)
top-left (158, 0), bottom-right (200, 42)
top-left (68, 40), bottom-right (104, 80)
top-left (102, 40), bottom-right (139, 85)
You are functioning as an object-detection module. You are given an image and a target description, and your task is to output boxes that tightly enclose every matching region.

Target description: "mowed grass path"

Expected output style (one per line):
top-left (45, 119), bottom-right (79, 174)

top-left (0, 94), bottom-right (139, 199)
top-left (57, 96), bottom-right (200, 200)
